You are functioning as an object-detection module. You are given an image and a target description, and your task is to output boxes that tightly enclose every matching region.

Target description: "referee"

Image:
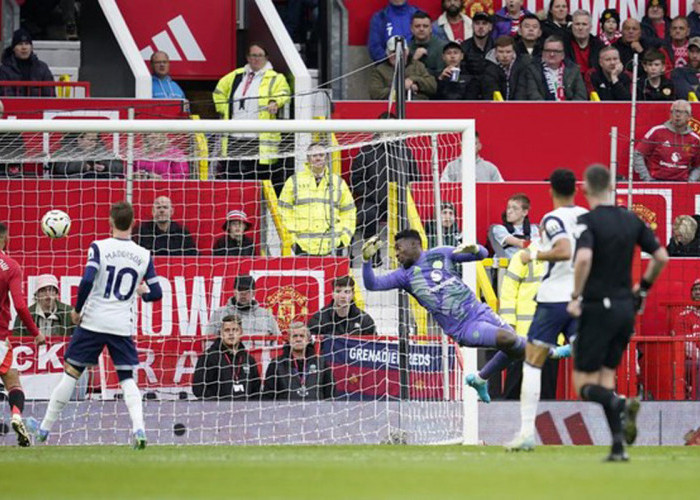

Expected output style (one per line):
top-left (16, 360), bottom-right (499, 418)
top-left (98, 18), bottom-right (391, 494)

top-left (567, 165), bottom-right (668, 462)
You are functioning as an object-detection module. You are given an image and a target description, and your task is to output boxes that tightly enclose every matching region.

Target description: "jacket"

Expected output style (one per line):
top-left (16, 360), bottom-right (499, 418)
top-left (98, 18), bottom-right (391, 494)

top-left (637, 74), bottom-right (676, 101)
top-left (213, 66), bottom-right (290, 164)
top-left (492, 8), bottom-right (533, 40)
top-left (436, 71), bottom-right (480, 100)
top-left (641, 16), bottom-right (671, 45)
top-left (517, 59), bottom-right (588, 101)
top-left (212, 234), bottom-right (255, 256)
top-left (278, 163), bottom-right (356, 255)
top-left (368, 59), bottom-right (436, 100)
top-left (586, 69), bottom-right (633, 100)
top-left (307, 302), bottom-right (376, 337)
top-left (514, 39), bottom-right (543, 66)
top-left (499, 246), bottom-right (545, 336)
top-left (409, 36), bottom-right (447, 77)
top-left (565, 35), bottom-right (604, 74)
top-left (424, 221), bottom-right (462, 248)
top-left (461, 36), bottom-right (494, 75)
top-left (192, 338), bottom-right (261, 400)
top-left (13, 300), bottom-right (74, 337)
top-left (367, 2), bottom-right (420, 62)
top-left (0, 48), bottom-right (54, 97)
top-left (433, 12), bottom-right (473, 42)
top-left (263, 343), bottom-right (334, 400)
top-left (481, 58), bottom-right (528, 100)
top-left (671, 65), bottom-right (700, 99)
top-left (206, 298), bottom-right (280, 337)
top-left (52, 143), bottom-right (124, 179)
top-left (541, 18), bottom-right (571, 41)
top-left (151, 75), bottom-right (186, 99)
top-left (690, 12), bottom-right (700, 38)
top-left (134, 220), bottom-right (198, 256)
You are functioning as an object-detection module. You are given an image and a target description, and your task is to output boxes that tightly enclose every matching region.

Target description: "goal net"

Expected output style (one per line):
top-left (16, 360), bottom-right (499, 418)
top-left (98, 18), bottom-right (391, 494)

top-left (0, 118), bottom-right (478, 445)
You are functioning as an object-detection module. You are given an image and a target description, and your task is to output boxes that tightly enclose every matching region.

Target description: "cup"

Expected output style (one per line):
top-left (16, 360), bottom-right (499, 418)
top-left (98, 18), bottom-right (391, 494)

top-left (450, 67), bottom-right (461, 82)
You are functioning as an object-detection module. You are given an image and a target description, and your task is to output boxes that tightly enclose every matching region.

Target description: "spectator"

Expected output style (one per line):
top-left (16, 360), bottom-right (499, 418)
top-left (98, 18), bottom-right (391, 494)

top-left (541, 0), bottom-right (571, 41)
top-left (441, 131), bottom-right (503, 182)
top-left (263, 322), bottom-right (334, 400)
top-left (13, 274), bottom-right (74, 337)
top-left (52, 132), bottom-right (124, 179)
top-left (134, 196), bottom-right (198, 256)
top-left (425, 202), bottom-right (463, 248)
top-left (369, 36), bottom-right (436, 100)
top-left (20, 0), bottom-right (77, 40)
top-left (585, 46), bottom-right (633, 101)
top-left (598, 8), bottom-right (622, 46)
top-left (482, 36), bottom-right (528, 101)
top-left (279, 142), bottom-right (356, 256)
top-left (672, 36), bottom-right (700, 98)
top-left (519, 36), bottom-right (587, 101)
top-left (514, 14), bottom-right (543, 65)
top-left (638, 49), bottom-right (676, 101)
top-left (308, 276), bottom-right (376, 337)
top-left (461, 12), bottom-right (494, 76)
top-left (492, 0), bottom-right (531, 39)
top-left (489, 193), bottom-right (539, 258)
top-left (279, 0), bottom-right (318, 45)
top-left (614, 18), bottom-right (650, 68)
top-left (634, 100), bottom-right (700, 181)
top-left (435, 41), bottom-right (480, 100)
top-left (367, 0), bottom-right (419, 63)
top-left (0, 29), bottom-right (54, 97)
top-left (642, 0), bottom-right (671, 44)
top-left (212, 210), bottom-right (255, 256)
top-left (192, 314), bottom-right (261, 400)
top-left (669, 16), bottom-right (691, 68)
top-left (150, 51), bottom-right (186, 99)
top-left (674, 279), bottom-right (700, 399)
top-left (213, 43), bottom-right (291, 191)
top-left (134, 133), bottom-right (190, 180)
top-left (351, 112), bottom-right (420, 241)
top-left (206, 275), bottom-right (281, 338)
top-left (409, 12), bottom-right (447, 77)
top-left (566, 10), bottom-right (604, 79)
top-left (668, 215), bottom-right (700, 256)
top-left (690, 0), bottom-right (700, 38)
top-left (0, 100), bottom-right (27, 178)
top-left (433, 0), bottom-right (473, 43)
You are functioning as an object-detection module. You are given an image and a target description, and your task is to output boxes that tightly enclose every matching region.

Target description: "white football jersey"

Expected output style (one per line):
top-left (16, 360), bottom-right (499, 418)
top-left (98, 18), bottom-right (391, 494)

top-left (536, 205), bottom-right (588, 303)
top-left (80, 237), bottom-right (158, 336)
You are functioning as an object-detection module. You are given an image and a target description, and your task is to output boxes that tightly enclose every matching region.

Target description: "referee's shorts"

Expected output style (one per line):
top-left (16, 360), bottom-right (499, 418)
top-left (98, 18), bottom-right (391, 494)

top-left (573, 297), bottom-right (635, 372)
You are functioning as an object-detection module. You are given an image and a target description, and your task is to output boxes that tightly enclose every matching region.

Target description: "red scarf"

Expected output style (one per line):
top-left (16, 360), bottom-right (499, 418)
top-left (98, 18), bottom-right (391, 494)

top-left (598, 31), bottom-right (622, 46)
top-left (509, 11), bottom-right (525, 36)
top-left (673, 42), bottom-right (689, 68)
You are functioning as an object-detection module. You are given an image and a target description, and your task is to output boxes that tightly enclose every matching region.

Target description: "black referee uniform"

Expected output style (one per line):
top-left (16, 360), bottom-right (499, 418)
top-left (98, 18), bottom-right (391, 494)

top-left (573, 205), bottom-right (661, 373)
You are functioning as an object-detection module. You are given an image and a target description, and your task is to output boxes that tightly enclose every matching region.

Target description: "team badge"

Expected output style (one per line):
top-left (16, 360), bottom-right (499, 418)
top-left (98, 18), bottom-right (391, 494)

top-left (431, 269), bottom-right (443, 282)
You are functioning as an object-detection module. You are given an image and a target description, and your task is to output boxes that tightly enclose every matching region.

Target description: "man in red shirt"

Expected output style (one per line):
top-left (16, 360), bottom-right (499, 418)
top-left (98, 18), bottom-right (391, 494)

top-left (674, 279), bottom-right (700, 399)
top-left (566, 10), bottom-right (604, 79)
top-left (633, 99), bottom-right (700, 181)
top-left (0, 222), bottom-right (45, 446)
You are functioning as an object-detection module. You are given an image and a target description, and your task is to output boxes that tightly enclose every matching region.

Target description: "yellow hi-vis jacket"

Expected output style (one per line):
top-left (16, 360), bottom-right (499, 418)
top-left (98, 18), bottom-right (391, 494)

top-left (499, 245), bottom-right (545, 336)
top-left (278, 163), bottom-right (356, 255)
top-left (212, 67), bottom-right (291, 164)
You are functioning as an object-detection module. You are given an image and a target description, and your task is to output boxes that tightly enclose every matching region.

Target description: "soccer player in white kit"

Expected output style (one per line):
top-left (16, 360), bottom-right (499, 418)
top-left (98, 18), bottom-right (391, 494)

top-left (28, 201), bottom-right (162, 449)
top-left (506, 169), bottom-right (588, 451)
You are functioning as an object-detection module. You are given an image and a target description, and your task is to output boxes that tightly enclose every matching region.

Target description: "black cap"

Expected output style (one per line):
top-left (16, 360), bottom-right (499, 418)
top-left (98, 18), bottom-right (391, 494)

top-left (600, 8), bottom-right (620, 26)
top-left (11, 28), bottom-right (32, 48)
top-left (234, 275), bottom-right (255, 290)
top-left (472, 12), bottom-right (492, 23)
top-left (443, 41), bottom-right (463, 53)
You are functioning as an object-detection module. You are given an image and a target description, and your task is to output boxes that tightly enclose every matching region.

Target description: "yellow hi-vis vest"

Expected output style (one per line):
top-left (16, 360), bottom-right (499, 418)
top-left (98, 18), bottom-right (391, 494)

top-left (277, 163), bottom-right (357, 255)
top-left (212, 67), bottom-right (291, 165)
top-left (499, 245), bottom-right (545, 336)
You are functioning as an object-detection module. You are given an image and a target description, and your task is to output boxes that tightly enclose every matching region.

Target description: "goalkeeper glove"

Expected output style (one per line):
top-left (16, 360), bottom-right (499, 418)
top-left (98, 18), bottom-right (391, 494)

top-left (453, 242), bottom-right (480, 255)
top-left (362, 236), bottom-right (382, 261)
top-left (633, 279), bottom-right (652, 314)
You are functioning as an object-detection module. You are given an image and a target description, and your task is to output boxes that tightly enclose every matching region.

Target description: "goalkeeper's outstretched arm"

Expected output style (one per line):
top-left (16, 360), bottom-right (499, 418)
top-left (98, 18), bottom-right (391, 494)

top-left (452, 243), bottom-right (488, 262)
top-left (362, 261), bottom-right (406, 291)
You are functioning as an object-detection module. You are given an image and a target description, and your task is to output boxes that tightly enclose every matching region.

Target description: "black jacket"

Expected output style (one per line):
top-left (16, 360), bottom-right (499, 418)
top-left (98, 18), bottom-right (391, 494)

top-left (461, 36), bottom-right (494, 75)
top-left (565, 35), bottom-right (604, 72)
top-left (307, 302), bottom-right (376, 337)
top-left (586, 69), bottom-right (632, 101)
top-left (0, 48), bottom-right (54, 97)
top-left (641, 16), bottom-right (671, 45)
top-left (514, 39), bottom-right (543, 66)
top-left (192, 339), bottom-right (261, 400)
top-left (212, 234), bottom-right (255, 256)
top-left (481, 58), bottom-right (528, 100)
top-left (541, 18), bottom-right (571, 41)
top-left (52, 144), bottom-right (124, 179)
top-left (134, 220), bottom-right (198, 256)
top-left (637, 74), bottom-right (676, 101)
top-left (435, 72), bottom-right (480, 100)
top-left (263, 344), bottom-right (334, 400)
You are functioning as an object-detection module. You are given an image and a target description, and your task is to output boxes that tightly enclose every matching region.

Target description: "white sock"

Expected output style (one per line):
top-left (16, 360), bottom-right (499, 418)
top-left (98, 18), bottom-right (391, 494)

top-left (120, 378), bottom-right (145, 433)
top-left (41, 373), bottom-right (78, 432)
top-left (519, 363), bottom-right (542, 439)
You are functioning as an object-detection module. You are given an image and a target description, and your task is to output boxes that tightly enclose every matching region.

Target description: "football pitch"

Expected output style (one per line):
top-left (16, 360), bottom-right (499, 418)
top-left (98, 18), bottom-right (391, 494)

top-left (2, 445), bottom-right (699, 500)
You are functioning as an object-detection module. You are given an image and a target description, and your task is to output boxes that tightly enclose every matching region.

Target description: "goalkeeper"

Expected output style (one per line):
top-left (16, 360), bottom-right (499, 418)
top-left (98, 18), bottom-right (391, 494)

top-left (362, 229), bottom-right (568, 402)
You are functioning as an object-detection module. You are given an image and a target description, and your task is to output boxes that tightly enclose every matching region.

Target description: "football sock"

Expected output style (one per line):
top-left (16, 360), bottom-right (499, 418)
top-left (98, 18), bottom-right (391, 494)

top-left (478, 351), bottom-right (512, 380)
top-left (42, 373), bottom-right (78, 432)
top-left (120, 378), bottom-right (145, 433)
top-left (580, 384), bottom-right (625, 449)
top-left (519, 363), bottom-right (542, 439)
top-left (8, 388), bottom-right (25, 416)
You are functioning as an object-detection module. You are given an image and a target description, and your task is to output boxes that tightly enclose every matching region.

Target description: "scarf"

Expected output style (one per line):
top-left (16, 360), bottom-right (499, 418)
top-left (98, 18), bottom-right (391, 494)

top-left (599, 31), bottom-right (622, 46)
top-left (673, 42), bottom-right (689, 68)
top-left (542, 60), bottom-right (566, 101)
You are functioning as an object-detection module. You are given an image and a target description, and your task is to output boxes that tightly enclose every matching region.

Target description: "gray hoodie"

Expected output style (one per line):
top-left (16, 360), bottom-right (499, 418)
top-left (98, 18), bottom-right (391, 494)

top-left (206, 298), bottom-right (281, 338)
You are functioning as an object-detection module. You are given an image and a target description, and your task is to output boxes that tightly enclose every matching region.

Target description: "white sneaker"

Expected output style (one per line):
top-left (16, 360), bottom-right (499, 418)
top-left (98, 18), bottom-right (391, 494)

top-left (505, 434), bottom-right (535, 452)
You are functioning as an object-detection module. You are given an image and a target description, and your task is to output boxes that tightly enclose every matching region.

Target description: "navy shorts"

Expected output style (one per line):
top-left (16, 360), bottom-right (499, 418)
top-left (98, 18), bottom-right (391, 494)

top-left (64, 326), bottom-right (139, 370)
top-left (527, 302), bottom-right (577, 347)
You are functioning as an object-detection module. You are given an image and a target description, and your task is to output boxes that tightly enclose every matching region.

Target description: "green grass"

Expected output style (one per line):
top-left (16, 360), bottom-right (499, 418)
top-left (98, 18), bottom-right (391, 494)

top-left (1, 445), bottom-right (699, 500)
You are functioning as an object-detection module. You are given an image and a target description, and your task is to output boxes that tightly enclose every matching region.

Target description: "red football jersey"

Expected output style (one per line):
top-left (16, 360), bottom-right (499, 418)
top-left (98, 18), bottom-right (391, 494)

top-left (0, 252), bottom-right (39, 340)
top-left (636, 125), bottom-right (700, 181)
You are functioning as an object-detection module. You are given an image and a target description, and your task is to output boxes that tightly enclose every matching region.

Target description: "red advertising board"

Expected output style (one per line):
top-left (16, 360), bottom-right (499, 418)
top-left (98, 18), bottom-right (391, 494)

top-left (116, 0), bottom-right (236, 79)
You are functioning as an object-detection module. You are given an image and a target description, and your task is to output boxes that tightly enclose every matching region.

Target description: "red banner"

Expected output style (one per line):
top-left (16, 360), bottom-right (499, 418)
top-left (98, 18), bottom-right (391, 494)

top-left (116, 0), bottom-right (236, 79)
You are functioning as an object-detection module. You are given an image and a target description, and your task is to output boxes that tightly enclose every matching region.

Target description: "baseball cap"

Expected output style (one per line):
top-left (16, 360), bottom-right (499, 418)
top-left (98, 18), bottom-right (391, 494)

top-left (690, 37), bottom-right (700, 50)
top-left (472, 12), bottom-right (492, 23)
top-left (443, 41), bottom-right (463, 53)
top-left (222, 209), bottom-right (251, 231)
top-left (234, 275), bottom-right (255, 291)
top-left (35, 274), bottom-right (59, 293)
